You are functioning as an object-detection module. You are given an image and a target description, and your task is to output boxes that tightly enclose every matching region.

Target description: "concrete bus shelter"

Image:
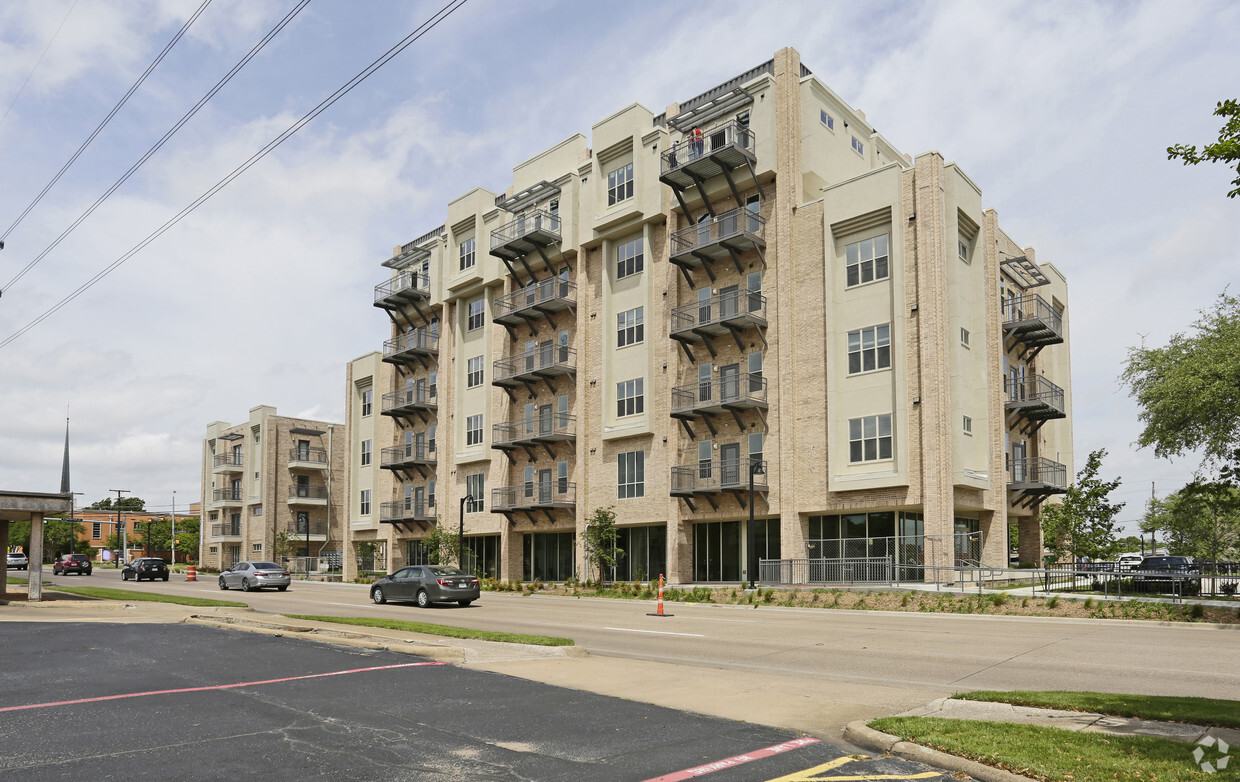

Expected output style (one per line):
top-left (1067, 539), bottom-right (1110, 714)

top-left (1, 490), bottom-right (73, 602)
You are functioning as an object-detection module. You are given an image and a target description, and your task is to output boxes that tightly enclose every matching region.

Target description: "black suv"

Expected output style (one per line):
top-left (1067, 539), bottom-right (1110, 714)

top-left (1133, 555), bottom-right (1199, 595)
top-left (52, 553), bottom-right (93, 576)
top-left (122, 558), bottom-right (170, 582)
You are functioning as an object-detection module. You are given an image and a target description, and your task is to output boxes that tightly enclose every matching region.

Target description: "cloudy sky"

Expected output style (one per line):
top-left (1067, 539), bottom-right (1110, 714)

top-left (1, 0), bottom-right (1236, 532)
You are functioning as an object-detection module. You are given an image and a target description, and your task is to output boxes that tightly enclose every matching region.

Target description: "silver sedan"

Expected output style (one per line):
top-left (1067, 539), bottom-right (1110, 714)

top-left (218, 561), bottom-right (291, 592)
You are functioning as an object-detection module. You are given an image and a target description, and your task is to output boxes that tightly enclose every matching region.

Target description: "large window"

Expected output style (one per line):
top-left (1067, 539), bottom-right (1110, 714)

top-left (693, 520), bottom-right (740, 582)
top-left (463, 535), bottom-right (501, 579)
top-left (847, 324), bottom-right (891, 374)
top-left (607, 162), bottom-right (633, 206)
top-left (360, 439), bottom-right (371, 467)
top-left (848, 414), bottom-right (893, 463)
top-left (467, 297), bottom-right (484, 330)
top-left (618, 450), bottom-right (645, 499)
top-left (616, 237), bottom-right (644, 279)
top-left (467, 356), bottom-right (484, 387)
top-left (466, 414), bottom-right (483, 446)
top-left (845, 234), bottom-right (889, 287)
top-left (459, 236), bottom-right (475, 271)
top-left (465, 474), bottom-right (484, 512)
top-left (617, 378), bottom-right (644, 417)
top-left (617, 306), bottom-right (644, 347)
top-left (609, 525), bottom-right (667, 582)
top-left (360, 489), bottom-right (371, 515)
top-left (523, 531), bottom-right (575, 582)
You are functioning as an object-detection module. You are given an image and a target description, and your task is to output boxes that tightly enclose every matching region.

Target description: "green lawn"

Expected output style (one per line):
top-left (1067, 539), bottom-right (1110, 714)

top-left (957, 690), bottom-right (1240, 730)
top-left (285, 614), bottom-right (573, 647)
top-left (42, 584), bottom-right (247, 608)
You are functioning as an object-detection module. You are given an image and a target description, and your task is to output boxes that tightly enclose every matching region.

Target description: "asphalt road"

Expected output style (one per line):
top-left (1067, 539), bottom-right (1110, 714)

top-left (0, 623), bottom-right (965, 781)
top-left (37, 565), bottom-right (1240, 701)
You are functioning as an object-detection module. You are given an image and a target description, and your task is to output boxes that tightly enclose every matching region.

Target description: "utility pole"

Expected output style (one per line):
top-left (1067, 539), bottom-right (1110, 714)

top-left (110, 489), bottom-right (128, 566)
top-left (170, 490), bottom-right (176, 565)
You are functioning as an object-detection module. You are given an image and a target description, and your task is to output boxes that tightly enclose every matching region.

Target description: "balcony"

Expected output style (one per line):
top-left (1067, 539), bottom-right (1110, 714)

top-left (493, 277), bottom-right (576, 329)
top-left (671, 458), bottom-right (767, 506)
top-left (381, 443), bottom-right (436, 472)
top-left (373, 270), bottom-right (429, 311)
top-left (210, 521), bottom-right (242, 538)
top-left (379, 499), bottom-right (436, 526)
top-left (382, 329), bottom-right (439, 368)
top-left (493, 345), bottom-right (576, 389)
top-left (671, 374), bottom-right (768, 421)
top-left (288, 447), bottom-right (328, 470)
top-left (493, 414), bottom-right (576, 453)
top-left (1004, 375), bottom-right (1067, 431)
top-left (1002, 293), bottom-right (1064, 359)
top-left (288, 484), bottom-right (328, 506)
top-left (212, 488), bottom-right (243, 507)
top-left (491, 481), bottom-right (576, 513)
top-left (1008, 457), bottom-right (1068, 509)
top-left (282, 520), bottom-right (328, 539)
top-left (668, 208), bottom-right (766, 276)
top-left (670, 289), bottom-right (766, 351)
top-left (489, 210), bottom-right (561, 263)
top-left (381, 386), bottom-right (437, 419)
top-left (659, 120), bottom-right (757, 191)
top-left (212, 453), bottom-right (243, 473)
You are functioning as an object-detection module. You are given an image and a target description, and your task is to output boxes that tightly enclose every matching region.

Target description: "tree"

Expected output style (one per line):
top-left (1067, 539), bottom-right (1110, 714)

top-left (1145, 482), bottom-right (1240, 564)
top-left (583, 506), bottom-right (623, 584)
top-left (273, 530), bottom-right (298, 562)
top-left (1040, 449), bottom-right (1125, 561)
top-left (421, 524), bottom-right (460, 567)
top-left (42, 518), bottom-right (88, 559)
top-left (88, 496), bottom-right (146, 511)
top-left (173, 517), bottom-right (200, 564)
top-left (1167, 99), bottom-right (1240, 198)
top-left (1121, 293), bottom-right (1240, 468)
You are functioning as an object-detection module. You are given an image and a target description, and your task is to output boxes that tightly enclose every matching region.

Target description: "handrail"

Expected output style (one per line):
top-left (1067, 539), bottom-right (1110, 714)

top-left (383, 329), bottom-right (439, 357)
top-left (288, 447), bottom-right (327, 464)
top-left (1008, 456), bottom-right (1067, 488)
top-left (381, 386), bottom-right (436, 411)
top-left (1003, 293), bottom-right (1063, 334)
top-left (213, 453), bottom-right (243, 467)
top-left (491, 481), bottom-right (576, 510)
top-left (671, 290), bottom-right (766, 333)
top-left (493, 346), bottom-right (576, 381)
top-left (374, 270), bottom-right (429, 303)
top-left (491, 209), bottom-right (561, 246)
top-left (288, 485), bottom-right (328, 500)
top-left (671, 374), bottom-right (767, 412)
top-left (381, 443), bottom-right (435, 465)
top-left (1004, 374), bottom-right (1065, 409)
top-left (494, 276), bottom-right (576, 317)
top-left (379, 498), bottom-right (434, 521)
top-left (671, 458), bottom-right (767, 492)
top-left (661, 119), bottom-right (756, 174)
top-left (493, 414), bottom-right (575, 444)
top-left (669, 206), bottom-right (765, 255)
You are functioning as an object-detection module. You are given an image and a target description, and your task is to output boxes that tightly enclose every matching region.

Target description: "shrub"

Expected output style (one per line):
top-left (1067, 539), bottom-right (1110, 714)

top-left (1221, 581), bottom-right (1238, 597)
top-left (989, 593), bottom-right (1008, 608)
top-left (1189, 603), bottom-right (1206, 620)
top-left (1047, 595), bottom-right (1060, 609)
top-left (1083, 597), bottom-right (1094, 609)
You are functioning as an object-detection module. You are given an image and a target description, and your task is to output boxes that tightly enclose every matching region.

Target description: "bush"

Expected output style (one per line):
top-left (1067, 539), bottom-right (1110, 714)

top-left (1221, 581), bottom-right (1238, 597)
top-left (1047, 595), bottom-right (1060, 609)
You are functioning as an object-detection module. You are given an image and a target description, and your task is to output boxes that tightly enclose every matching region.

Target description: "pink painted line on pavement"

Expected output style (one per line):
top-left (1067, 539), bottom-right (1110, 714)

top-left (0, 661), bottom-right (445, 714)
top-left (641, 737), bottom-right (821, 782)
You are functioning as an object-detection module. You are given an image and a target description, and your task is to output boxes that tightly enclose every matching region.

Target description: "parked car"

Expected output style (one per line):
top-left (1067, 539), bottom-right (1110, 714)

top-left (1132, 555), bottom-right (1199, 595)
top-left (52, 553), bottom-right (93, 576)
top-left (370, 565), bottom-right (480, 607)
top-left (121, 558), bottom-right (169, 582)
top-left (1117, 553), bottom-right (1144, 572)
top-left (6, 551), bottom-right (29, 570)
top-left (218, 561), bottom-right (290, 592)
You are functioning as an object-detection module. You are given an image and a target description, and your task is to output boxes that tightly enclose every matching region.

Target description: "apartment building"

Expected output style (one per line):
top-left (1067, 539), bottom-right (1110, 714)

top-left (200, 406), bottom-right (346, 570)
top-left (347, 46), bottom-right (1072, 584)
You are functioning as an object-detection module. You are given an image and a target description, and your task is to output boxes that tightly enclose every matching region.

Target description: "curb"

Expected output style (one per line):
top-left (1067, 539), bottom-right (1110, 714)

top-left (843, 721), bottom-right (1038, 782)
top-left (184, 615), bottom-right (467, 664)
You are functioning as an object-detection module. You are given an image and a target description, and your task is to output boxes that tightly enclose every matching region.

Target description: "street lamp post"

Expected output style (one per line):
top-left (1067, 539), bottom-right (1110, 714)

top-left (747, 461), bottom-right (765, 590)
top-left (458, 495), bottom-right (473, 570)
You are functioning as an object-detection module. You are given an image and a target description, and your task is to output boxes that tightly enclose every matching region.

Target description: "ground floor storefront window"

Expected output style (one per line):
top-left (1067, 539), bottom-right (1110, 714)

top-left (609, 524), bottom-right (666, 582)
top-left (407, 539), bottom-right (431, 566)
top-left (523, 531), bottom-right (574, 582)
top-left (806, 510), bottom-right (924, 581)
top-left (693, 521), bottom-right (740, 582)
top-left (464, 535), bottom-right (500, 579)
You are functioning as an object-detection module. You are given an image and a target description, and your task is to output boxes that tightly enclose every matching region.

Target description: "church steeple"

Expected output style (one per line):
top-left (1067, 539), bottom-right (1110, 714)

top-left (60, 414), bottom-right (71, 495)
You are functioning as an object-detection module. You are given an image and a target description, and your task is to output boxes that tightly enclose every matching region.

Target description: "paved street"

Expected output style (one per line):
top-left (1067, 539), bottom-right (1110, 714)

top-left (0, 623), bottom-right (965, 781)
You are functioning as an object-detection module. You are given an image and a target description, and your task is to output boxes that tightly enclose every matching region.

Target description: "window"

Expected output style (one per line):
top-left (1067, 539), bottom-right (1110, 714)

top-left (465, 474), bottom-right (484, 512)
top-left (466, 414), bottom-right (483, 446)
top-left (91, 522), bottom-right (101, 539)
top-left (963, 416), bottom-right (973, 435)
top-left (820, 109), bottom-right (834, 130)
top-left (459, 236), bottom-right (475, 271)
top-left (209, 511), bottom-right (218, 521)
top-left (847, 324), bottom-right (891, 374)
top-left (361, 389), bottom-right (372, 417)
top-left (851, 136), bottom-right (864, 155)
top-left (209, 546), bottom-right (217, 554)
top-left (617, 378), bottom-right (644, 417)
top-left (607, 162), bottom-right (633, 206)
top-left (617, 306), bottom-right (644, 347)
top-left (467, 297), bottom-right (484, 330)
top-left (749, 432), bottom-right (764, 465)
top-left (618, 450), bottom-right (645, 498)
top-left (845, 234), bottom-right (889, 287)
top-left (252, 543), bottom-right (262, 553)
top-left (748, 351), bottom-right (764, 392)
top-left (958, 238), bottom-right (970, 264)
top-left (849, 414), bottom-right (893, 463)
top-left (960, 328), bottom-right (970, 348)
top-left (253, 506), bottom-right (263, 516)
top-left (549, 199), bottom-right (559, 215)
top-left (360, 489), bottom-right (371, 515)
top-left (467, 356), bottom-right (484, 387)
top-left (360, 440), bottom-right (371, 466)
top-left (428, 424), bottom-right (437, 454)
top-left (616, 237), bottom-right (644, 279)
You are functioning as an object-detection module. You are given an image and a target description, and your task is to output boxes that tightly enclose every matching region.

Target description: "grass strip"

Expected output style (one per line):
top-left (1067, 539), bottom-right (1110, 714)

top-left (44, 584), bottom-right (247, 608)
top-left (957, 690), bottom-right (1240, 730)
top-left (870, 717), bottom-right (1222, 782)
top-left (285, 614), bottom-right (573, 647)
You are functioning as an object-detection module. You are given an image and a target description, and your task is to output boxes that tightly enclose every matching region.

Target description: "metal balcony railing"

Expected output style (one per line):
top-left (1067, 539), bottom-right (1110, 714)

top-left (671, 374), bottom-right (767, 417)
top-left (212, 488), bottom-right (243, 503)
top-left (1002, 293), bottom-right (1064, 345)
top-left (210, 522), bottom-right (242, 537)
top-left (492, 414), bottom-right (575, 448)
top-left (288, 447), bottom-right (327, 465)
top-left (493, 277), bottom-right (576, 324)
top-left (491, 481), bottom-right (576, 511)
top-left (1004, 375), bottom-right (1067, 419)
top-left (381, 443), bottom-right (436, 468)
top-left (671, 458), bottom-right (767, 495)
top-left (288, 485), bottom-right (328, 501)
top-left (669, 207), bottom-right (765, 263)
top-left (379, 498), bottom-right (435, 523)
top-left (373, 270), bottom-right (429, 305)
top-left (670, 290), bottom-right (766, 338)
top-left (660, 119), bottom-right (757, 183)
top-left (1008, 457), bottom-right (1068, 489)
top-left (381, 385), bottom-right (436, 414)
top-left (493, 345), bottom-right (576, 386)
top-left (490, 210), bottom-right (561, 261)
top-left (284, 520), bottom-right (328, 537)
top-left (213, 453), bottom-right (243, 468)
top-left (383, 329), bottom-right (439, 361)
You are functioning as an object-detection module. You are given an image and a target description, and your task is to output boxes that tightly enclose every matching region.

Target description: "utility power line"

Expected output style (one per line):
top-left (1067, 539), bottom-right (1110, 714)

top-left (0, 0), bottom-right (469, 350)
top-left (0, 0), bottom-right (80, 133)
top-left (0, 0), bottom-right (311, 297)
top-left (0, 0), bottom-right (214, 244)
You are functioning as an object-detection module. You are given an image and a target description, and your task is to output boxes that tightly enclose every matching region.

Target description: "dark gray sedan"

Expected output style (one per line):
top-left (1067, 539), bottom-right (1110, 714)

top-left (218, 561), bottom-right (291, 592)
top-left (370, 565), bottom-right (479, 607)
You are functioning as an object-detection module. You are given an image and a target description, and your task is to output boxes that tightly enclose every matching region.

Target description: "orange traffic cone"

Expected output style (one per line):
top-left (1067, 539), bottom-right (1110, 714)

top-left (646, 574), bottom-right (673, 617)
top-left (186, 565), bottom-right (197, 582)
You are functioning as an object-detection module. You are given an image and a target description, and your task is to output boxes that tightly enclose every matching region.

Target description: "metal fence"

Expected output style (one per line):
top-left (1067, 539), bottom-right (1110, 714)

top-left (1041, 563), bottom-right (1240, 601)
top-left (759, 532), bottom-right (982, 586)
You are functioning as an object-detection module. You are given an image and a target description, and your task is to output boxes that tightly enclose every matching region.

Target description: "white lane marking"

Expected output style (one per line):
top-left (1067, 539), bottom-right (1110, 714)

top-left (327, 602), bottom-right (367, 607)
top-left (603, 626), bottom-right (705, 637)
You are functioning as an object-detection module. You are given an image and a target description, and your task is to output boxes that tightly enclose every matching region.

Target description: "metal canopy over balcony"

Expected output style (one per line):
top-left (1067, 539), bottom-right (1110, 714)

top-left (212, 453), bottom-right (243, 472)
top-left (668, 207), bottom-right (766, 288)
top-left (380, 444), bottom-right (436, 480)
top-left (671, 457), bottom-right (767, 512)
top-left (489, 211), bottom-right (562, 285)
top-left (493, 276), bottom-right (576, 338)
top-left (492, 345), bottom-right (576, 398)
top-left (288, 485), bottom-right (328, 505)
top-left (288, 447), bottom-right (328, 470)
top-left (659, 120), bottom-right (759, 224)
top-left (379, 499), bottom-right (435, 533)
top-left (212, 488), bottom-right (243, 507)
top-left (670, 290), bottom-right (767, 361)
top-left (1001, 255), bottom-right (1050, 289)
top-left (1008, 457), bottom-right (1068, 509)
top-left (491, 482), bottom-right (576, 525)
top-left (381, 386), bottom-right (436, 425)
top-left (382, 329), bottom-right (439, 371)
top-left (671, 374), bottom-right (767, 437)
top-left (492, 414), bottom-right (576, 462)
top-left (1005, 375), bottom-right (1067, 436)
top-left (1002, 293), bottom-right (1063, 362)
